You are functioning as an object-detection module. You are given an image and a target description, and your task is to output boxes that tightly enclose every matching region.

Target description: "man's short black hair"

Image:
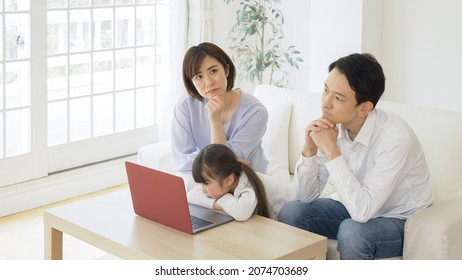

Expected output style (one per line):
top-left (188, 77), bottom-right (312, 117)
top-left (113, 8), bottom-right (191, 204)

top-left (328, 53), bottom-right (385, 108)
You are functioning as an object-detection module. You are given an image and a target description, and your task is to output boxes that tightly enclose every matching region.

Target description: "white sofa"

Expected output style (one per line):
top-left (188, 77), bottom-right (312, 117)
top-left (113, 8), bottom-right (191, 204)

top-left (138, 84), bottom-right (462, 260)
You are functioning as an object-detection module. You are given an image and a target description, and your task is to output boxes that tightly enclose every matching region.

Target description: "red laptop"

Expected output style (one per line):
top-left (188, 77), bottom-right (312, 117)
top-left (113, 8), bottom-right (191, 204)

top-left (125, 161), bottom-right (233, 234)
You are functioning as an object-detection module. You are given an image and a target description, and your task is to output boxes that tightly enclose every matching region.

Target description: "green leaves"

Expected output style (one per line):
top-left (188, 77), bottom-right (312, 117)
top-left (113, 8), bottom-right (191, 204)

top-left (285, 45), bottom-right (303, 70)
top-left (225, 0), bottom-right (303, 87)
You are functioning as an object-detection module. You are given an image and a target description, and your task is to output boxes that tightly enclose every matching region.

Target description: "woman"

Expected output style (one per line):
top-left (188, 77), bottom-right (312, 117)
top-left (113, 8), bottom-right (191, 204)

top-left (172, 42), bottom-right (268, 190)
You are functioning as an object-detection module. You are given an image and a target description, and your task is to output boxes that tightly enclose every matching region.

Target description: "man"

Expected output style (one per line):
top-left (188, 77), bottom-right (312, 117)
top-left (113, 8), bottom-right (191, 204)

top-left (277, 53), bottom-right (433, 259)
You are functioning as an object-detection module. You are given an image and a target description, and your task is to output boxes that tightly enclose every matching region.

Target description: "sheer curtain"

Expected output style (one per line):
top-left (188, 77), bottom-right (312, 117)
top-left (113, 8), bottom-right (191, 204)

top-left (158, 1), bottom-right (188, 140)
top-left (159, 0), bottom-right (213, 140)
top-left (187, 0), bottom-right (213, 46)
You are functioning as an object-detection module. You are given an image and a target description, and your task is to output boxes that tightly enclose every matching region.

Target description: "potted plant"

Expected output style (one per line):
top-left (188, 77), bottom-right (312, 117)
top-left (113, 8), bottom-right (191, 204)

top-left (224, 0), bottom-right (303, 87)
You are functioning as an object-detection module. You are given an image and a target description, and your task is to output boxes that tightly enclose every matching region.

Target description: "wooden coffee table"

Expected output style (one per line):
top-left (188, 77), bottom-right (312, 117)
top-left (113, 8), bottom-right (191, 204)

top-left (44, 190), bottom-right (327, 260)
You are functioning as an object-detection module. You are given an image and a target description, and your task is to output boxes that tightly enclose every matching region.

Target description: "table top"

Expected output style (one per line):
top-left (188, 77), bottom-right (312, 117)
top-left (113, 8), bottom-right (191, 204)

top-left (44, 190), bottom-right (327, 260)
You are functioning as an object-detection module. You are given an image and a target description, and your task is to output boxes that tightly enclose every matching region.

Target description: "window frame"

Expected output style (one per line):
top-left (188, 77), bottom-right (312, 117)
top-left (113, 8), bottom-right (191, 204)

top-left (0, 1), bottom-right (166, 187)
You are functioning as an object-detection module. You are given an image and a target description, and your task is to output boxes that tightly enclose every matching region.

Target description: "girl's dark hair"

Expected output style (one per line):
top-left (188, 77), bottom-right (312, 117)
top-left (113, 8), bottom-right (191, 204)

top-left (328, 53), bottom-right (385, 108)
top-left (182, 42), bottom-right (236, 101)
top-left (192, 144), bottom-right (271, 218)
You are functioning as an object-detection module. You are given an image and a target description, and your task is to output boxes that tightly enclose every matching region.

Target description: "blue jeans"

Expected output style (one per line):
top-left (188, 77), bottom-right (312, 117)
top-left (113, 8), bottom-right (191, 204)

top-left (277, 198), bottom-right (405, 260)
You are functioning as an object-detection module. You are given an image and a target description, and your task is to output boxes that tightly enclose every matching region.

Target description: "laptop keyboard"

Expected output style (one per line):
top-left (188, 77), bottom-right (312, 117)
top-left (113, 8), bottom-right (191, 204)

top-left (190, 215), bottom-right (213, 230)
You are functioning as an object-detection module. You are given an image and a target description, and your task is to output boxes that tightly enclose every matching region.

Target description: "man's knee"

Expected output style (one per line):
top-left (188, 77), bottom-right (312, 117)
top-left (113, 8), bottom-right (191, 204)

top-left (337, 219), bottom-right (362, 240)
top-left (337, 219), bottom-right (373, 260)
top-left (277, 200), bottom-right (301, 226)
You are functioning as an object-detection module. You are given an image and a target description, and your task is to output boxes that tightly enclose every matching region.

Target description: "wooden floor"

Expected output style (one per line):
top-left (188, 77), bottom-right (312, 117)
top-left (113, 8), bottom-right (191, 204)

top-left (0, 184), bottom-right (128, 260)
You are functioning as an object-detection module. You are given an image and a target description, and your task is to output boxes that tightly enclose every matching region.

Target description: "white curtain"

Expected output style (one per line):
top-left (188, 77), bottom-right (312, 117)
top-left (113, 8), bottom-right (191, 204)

top-left (187, 0), bottom-right (213, 46)
top-left (159, 0), bottom-right (213, 140)
top-left (159, 0), bottom-right (188, 140)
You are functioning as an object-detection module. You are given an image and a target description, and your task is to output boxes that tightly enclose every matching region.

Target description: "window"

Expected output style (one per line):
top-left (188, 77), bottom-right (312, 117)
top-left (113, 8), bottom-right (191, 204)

top-left (0, 0), bottom-right (170, 187)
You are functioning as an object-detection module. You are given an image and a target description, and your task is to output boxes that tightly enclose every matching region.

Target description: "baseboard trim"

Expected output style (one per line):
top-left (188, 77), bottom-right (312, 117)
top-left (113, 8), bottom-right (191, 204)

top-left (0, 155), bottom-right (137, 217)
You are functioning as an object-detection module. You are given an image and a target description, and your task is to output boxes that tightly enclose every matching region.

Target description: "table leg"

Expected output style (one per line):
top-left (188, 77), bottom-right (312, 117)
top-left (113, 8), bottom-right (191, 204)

top-left (44, 225), bottom-right (63, 260)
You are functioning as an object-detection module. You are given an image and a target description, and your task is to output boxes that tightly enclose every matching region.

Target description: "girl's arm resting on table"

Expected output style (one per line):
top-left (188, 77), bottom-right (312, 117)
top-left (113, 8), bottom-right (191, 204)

top-left (186, 186), bottom-right (215, 209)
top-left (216, 190), bottom-right (257, 221)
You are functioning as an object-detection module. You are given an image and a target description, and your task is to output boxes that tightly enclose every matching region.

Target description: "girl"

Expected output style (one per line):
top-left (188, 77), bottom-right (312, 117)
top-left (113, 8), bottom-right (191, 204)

top-left (187, 144), bottom-right (271, 221)
top-left (172, 42), bottom-right (268, 190)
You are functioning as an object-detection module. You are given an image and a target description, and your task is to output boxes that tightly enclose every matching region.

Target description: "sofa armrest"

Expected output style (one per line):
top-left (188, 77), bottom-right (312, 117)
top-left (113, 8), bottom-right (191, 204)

top-left (137, 139), bottom-right (176, 174)
top-left (403, 191), bottom-right (462, 259)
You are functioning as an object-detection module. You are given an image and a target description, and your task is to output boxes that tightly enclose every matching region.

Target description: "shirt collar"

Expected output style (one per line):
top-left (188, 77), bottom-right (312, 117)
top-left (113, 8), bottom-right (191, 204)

top-left (339, 109), bottom-right (377, 148)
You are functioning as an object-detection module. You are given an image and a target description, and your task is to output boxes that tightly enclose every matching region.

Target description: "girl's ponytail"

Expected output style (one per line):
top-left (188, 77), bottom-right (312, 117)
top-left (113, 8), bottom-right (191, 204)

top-left (241, 163), bottom-right (272, 218)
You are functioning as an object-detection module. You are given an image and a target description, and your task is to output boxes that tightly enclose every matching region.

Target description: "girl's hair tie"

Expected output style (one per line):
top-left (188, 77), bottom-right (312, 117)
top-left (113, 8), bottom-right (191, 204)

top-left (236, 162), bottom-right (243, 172)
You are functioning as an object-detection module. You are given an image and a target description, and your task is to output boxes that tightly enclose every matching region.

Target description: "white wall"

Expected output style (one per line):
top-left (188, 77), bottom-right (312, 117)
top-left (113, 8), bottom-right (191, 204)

top-left (308, 0), bottom-right (365, 93)
top-left (382, 0), bottom-right (462, 112)
top-left (212, 0), bottom-right (462, 112)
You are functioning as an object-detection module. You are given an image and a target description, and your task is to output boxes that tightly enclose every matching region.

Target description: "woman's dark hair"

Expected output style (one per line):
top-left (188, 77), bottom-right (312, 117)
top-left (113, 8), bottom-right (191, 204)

top-left (182, 42), bottom-right (236, 101)
top-left (192, 144), bottom-right (271, 218)
top-left (328, 53), bottom-right (385, 108)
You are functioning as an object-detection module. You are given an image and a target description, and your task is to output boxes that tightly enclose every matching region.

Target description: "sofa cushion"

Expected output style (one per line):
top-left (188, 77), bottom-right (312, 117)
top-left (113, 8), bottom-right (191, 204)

top-left (258, 99), bottom-right (295, 216)
top-left (261, 101), bottom-right (293, 180)
top-left (255, 84), bottom-right (322, 174)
